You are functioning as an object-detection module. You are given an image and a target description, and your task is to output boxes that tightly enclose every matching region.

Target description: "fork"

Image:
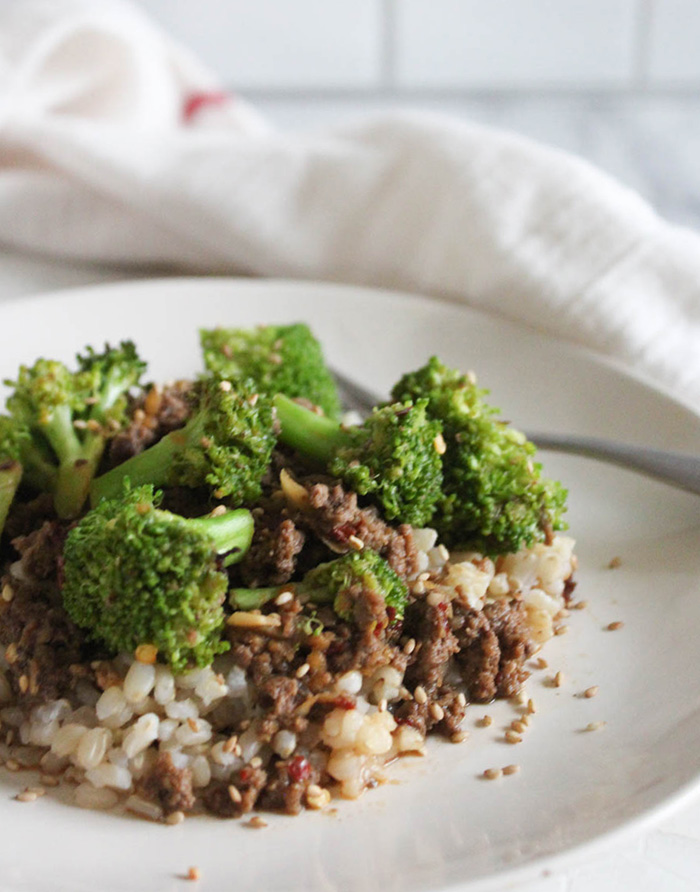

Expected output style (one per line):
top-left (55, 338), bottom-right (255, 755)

top-left (331, 368), bottom-right (700, 497)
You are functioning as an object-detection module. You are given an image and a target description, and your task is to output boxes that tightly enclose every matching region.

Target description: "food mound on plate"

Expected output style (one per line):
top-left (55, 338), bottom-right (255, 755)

top-left (0, 323), bottom-right (575, 821)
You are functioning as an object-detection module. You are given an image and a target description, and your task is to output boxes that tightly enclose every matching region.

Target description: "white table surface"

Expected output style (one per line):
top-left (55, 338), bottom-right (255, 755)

top-left (1, 95), bottom-right (700, 892)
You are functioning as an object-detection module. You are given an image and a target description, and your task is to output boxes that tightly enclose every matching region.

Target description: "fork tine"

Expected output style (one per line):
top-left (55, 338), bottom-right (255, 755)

top-left (331, 368), bottom-right (381, 414)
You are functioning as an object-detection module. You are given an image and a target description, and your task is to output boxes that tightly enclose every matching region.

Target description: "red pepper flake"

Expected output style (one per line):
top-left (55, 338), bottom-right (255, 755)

top-left (386, 606), bottom-right (396, 622)
top-left (333, 695), bottom-right (356, 711)
top-left (287, 755), bottom-right (311, 783)
top-left (238, 768), bottom-right (252, 784)
top-left (332, 523), bottom-right (356, 544)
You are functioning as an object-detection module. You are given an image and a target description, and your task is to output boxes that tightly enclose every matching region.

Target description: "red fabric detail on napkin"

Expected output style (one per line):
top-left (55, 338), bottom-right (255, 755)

top-left (182, 91), bottom-right (230, 123)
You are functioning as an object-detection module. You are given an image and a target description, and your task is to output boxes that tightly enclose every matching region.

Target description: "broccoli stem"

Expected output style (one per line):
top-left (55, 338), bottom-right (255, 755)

top-left (273, 394), bottom-right (348, 463)
top-left (54, 434), bottom-right (106, 519)
top-left (177, 507), bottom-right (254, 567)
top-left (229, 586), bottom-right (280, 610)
top-left (0, 460), bottom-right (22, 536)
top-left (90, 430), bottom-right (186, 506)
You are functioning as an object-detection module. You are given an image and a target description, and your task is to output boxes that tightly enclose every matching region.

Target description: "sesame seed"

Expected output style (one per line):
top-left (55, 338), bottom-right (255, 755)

top-left (275, 590), bottom-right (294, 607)
top-left (227, 785), bottom-right (242, 804)
top-left (306, 786), bottom-right (332, 810)
top-left (18, 674), bottom-right (28, 694)
top-left (247, 816), bottom-right (268, 829)
top-left (520, 714), bottom-right (530, 727)
top-left (554, 625), bottom-right (568, 636)
top-left (510, 720), bottom-right (525, 734)
top-left (414, 686), bottom-right (428, 705)
top-left (585, 721), bottom-right (606, 732)
top-left (403, 638), bottom-right (416, 655)
top-left (249, 756), bottom-right (263, 769)
top-left (86, 419), bottom-right (102, 434)
top-left (483, 768), bottom-right (502, 780)
top-left (295, 663), bottom-right (310, 679)
top-left (607, 621), bottom-right (624, 631)
top-left (209, 505), bottom-right (227, 517)
top-left (218, 380), bottom-right (232, 392)
top-left (572, 600), bottom-right (588, 610)
top-left (456, 692), bottom-right (467, 708)
top-left (134, 643), bottom-right (158, 664)
top-left (429, 703), bottom-right (445, 722)
top-left (437, 545), bottom-right (450, 561)
top-left (40, 775), bottom-right (60, 787)
top-left (15, 791), bottom-right (37, 803)
top-left (535, 657), bottom-right (548, 670)
top-left (553, 671), bottom-right (564, 688)
top-left (25, 786), bottom-right (45, 797)
top-left (584, 686), bottom-right (599, 699)
top-left (504, 730), bottom-right (522, 744)
top-left (228, 612), bottom-right (282, 630)
top-left (527, 699), bottom-right (536, 715)
top-left (378, 699), bottom-right (388, 713)
top-left (503, 764), bottom-right (521, 776)
top-left (249, 394), bottom-right (259, 406)
top-left (1, 583), bottom-right (14, 603)
top-left (5, 758), bottom-right (19, 772)
top-left (433, 433), bottom-right (447, 455)
top-left (199, 436), bottom-right (212, 449)
top-left (73, 419), bottom-right (88, 430)
top-left (5, 643), bottom-right (18, 664)
top-left (307, 784), bottom-right (323, 798)
top-left (223, 735), bottom-right (238, 754)
top-left (450, 730), bottom-right (469, 744)
top-left (348, 535), bottom-right (364, 551)
top-left (186, 866), bottom-right (200, 881)
top-left (513, 689), bottom-right (528, 706)
top-left (166, 810), bottom-right (185, 825)
top-left (479, 715), bottom-right (493, 727)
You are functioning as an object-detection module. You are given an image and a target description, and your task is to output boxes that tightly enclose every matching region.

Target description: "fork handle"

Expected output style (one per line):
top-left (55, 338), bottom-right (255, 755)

top-left (529, 432), bottom-right (700, 495)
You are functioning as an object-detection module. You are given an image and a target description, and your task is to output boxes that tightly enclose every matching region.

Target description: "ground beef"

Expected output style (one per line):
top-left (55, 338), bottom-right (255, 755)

top-left (257, 756), bottom-right (322, 815)
top-left (238, 499), bottom-right (305, 587)
top-left (106, 381), bottom-right (193, 468)
top-left (452, 599), bottom-right (534, 701)
top-left (11, 521), bottom-right (68, 582)
top-left (139, 751), bottom-right (195, 815)
top-left (3, 493), bottom-right (56, 542)
top-left (296, 480), bottom-right (420, 580)
top-left (0, 521), bottom-right (87, 701)
top-left (403, 600), bottom-right (460, 694)
top-left (203, 765), bottom-right (268, 818)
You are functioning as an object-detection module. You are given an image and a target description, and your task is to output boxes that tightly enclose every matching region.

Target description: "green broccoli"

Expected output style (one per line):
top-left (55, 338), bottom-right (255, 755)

top-left (391, 356), bottom-right (567, 555)
top-left (0, 416), bottom-right (25, 537)
top-left (274, 394), bottom-right (443, 527)
top-left (230, 547), bottom-right (408, 624)
top-left (200, 323), bottom-right (341, 418)
top-left (4, 342), bottom-right (146, 518)
top-left (62, 485), bottom-right (255, 672)
top-left (91, 377), bottom-right (276, 507)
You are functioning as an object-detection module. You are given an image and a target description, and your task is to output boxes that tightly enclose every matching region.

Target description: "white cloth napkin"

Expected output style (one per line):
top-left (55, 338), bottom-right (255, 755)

top-left (1, 0), bottom-right (700, 409)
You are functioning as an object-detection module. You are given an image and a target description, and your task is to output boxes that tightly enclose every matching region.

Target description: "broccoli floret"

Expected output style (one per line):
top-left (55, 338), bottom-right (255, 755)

top-left (391, 356), bottom-right (567, 555)
top-left (4, 342), bottom-right (146, 518)
top-left (62, 485), bottom-right (255, 672)
top-left (91, 378), bottom-right (276, 507)
top-left (0, 416), bottom-right (25, 537)
top-left (200, 323), bottom-right (341, 418)
top-left (230, 548), bottom-right (408, 624)
top-left (274, 394), bottom-right (443, 527)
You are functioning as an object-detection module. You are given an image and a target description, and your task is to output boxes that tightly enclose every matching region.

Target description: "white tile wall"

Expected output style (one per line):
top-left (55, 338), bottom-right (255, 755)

top-left (647, 0), bottom-right (700, 85)
top-left (137, 0), bottom-right (700, 92)
top-left (140, 0), bottom-right (382, 88)
top-left (394, 0), bottom-right (639, 89)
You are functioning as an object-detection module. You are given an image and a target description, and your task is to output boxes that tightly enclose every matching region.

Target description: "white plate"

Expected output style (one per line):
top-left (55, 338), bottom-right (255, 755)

top-left (1, 278), bottom-right (700, 892)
